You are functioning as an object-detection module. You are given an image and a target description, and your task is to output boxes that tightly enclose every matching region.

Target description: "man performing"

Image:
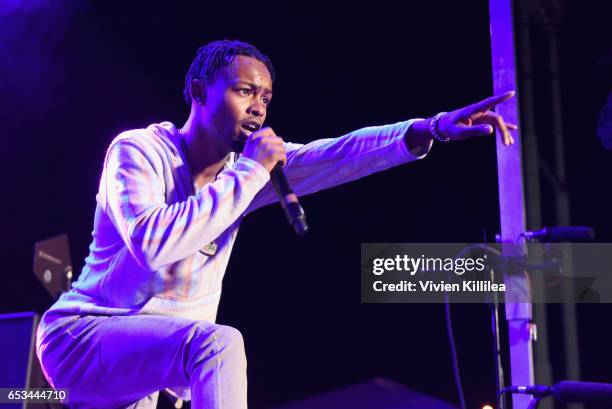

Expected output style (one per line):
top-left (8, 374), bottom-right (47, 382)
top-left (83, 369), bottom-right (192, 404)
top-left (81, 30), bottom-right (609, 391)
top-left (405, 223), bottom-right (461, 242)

top-left (36, 40), bottom-right (517, 409)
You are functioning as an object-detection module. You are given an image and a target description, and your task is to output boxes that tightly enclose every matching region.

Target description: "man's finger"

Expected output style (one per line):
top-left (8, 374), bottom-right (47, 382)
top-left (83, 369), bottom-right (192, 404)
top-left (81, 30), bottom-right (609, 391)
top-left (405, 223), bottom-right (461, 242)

top-left (465, 90), bottom-right (515, 115)
top-left (254, 127), bottom-right (277, 138)
top-left (266, 134), bottom-right (285, 143)
top-left (483, 112), bottom-right (513, 145)
top-left (455, 124), bottom-right (494, 139)
top-left (461, 111), bottom-right (515, 145)
top-left (273, 145), bottom-right (287, 166)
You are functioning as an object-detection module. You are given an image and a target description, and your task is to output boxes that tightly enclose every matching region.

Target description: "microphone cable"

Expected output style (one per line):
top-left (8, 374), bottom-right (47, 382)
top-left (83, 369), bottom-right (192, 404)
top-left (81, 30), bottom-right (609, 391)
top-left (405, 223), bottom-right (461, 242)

top-left (444, 286), bottom-right (467, 409)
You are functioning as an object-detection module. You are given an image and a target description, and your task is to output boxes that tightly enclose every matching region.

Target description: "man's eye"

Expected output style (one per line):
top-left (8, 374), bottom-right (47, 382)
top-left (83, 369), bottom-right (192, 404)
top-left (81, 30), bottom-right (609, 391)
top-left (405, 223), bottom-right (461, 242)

top-left (262, 97), bottom-right (271, 105)
top-left (239, 89), bottom-right (253, 96)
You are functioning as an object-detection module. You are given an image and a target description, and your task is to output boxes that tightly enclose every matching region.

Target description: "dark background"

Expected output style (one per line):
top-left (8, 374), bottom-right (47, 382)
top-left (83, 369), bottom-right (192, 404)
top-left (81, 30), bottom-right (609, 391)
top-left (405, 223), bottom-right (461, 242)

top-left (1, 0), bottom-right (611, 408)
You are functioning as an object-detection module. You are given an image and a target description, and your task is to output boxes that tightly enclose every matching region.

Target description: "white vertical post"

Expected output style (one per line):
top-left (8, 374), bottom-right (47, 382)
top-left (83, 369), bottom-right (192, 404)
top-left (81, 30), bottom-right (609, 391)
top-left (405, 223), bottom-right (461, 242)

top-left (489, 1), bottom-right (535, 408)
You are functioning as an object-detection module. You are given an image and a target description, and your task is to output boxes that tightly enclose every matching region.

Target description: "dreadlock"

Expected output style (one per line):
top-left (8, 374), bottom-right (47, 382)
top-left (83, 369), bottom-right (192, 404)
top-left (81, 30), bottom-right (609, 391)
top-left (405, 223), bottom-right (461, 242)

top-left (183, 39), bottom-right (275, 105)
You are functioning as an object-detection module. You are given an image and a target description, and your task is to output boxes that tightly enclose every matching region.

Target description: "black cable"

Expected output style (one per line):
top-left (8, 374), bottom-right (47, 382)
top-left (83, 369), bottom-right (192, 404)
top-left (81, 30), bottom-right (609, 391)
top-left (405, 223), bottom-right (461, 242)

top-left (526, 397), bottom-right (542, 409)
top-left (499, 387), bottom-right (546, 409)
top-left (445, 243), bottom-right (523, 409)
top-left (497, 389), bottom-right (506, 409)
top-left (448, 244), bottom-right (507, 409)
top-left (445, 289), bottom-right (467, 409)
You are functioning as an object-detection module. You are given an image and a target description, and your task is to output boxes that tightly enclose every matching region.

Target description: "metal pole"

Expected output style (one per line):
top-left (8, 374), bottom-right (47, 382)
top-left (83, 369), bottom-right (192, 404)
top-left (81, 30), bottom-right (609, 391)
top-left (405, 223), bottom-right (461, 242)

top-left (489, 1), bottom-right (535, 408)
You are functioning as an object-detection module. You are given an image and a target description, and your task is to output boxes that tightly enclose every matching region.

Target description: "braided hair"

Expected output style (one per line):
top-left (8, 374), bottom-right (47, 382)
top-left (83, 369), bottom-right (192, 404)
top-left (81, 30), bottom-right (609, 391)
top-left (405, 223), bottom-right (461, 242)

top-left (183, 40), bottom-right (275, 105)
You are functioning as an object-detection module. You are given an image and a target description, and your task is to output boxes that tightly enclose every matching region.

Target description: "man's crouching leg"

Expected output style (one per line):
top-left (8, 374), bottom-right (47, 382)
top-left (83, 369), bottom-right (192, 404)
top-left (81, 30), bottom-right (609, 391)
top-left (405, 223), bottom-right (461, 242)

top-left (187, 322), bottom-right (248, 409)
top-left (36, 315), bottom-right (248, 409)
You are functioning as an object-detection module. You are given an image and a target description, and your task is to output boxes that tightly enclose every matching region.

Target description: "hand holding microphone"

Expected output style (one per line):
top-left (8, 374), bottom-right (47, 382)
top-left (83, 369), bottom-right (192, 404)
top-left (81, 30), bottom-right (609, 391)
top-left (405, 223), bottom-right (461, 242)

top-left (242, 127), bottom-right (287, 172)
top-left (242, 127), bottom-right (309, 236)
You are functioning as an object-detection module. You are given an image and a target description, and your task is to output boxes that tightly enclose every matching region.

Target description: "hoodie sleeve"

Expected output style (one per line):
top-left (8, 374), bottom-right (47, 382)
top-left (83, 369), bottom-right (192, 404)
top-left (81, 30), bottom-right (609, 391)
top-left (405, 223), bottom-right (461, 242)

top-left (245, 119), bottom-right (431, 214)
top-left (101, 137), bottom-right (270, 271)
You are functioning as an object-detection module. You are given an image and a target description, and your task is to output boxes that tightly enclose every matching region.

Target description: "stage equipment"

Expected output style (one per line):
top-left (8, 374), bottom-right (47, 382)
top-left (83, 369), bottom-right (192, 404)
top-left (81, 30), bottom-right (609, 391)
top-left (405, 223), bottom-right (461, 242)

top-left (500, 381), bottom-right (612, 408)
top-left (0, 312), bottom-right (64, 409)
top-left (33, 234), bottom-right (73, 299)
top-left (519, 226), bottom-right (594, 243)
top-left (270, 377), bottom-right (458, 409)
top-left (490, 0), bottom-right (537, 407)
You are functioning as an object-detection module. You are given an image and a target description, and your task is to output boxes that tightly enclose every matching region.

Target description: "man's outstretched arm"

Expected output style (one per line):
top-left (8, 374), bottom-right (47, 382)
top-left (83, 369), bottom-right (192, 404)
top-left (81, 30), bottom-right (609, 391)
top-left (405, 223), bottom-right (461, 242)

top-left (246, 91), bottom-right (517, 213)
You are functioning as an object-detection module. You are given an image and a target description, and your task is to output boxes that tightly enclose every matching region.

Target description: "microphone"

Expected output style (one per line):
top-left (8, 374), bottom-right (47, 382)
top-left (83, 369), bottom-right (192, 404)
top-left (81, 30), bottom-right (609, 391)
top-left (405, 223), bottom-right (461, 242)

top-left (270, 163), bottom-right (309, 236)
top-left (233, 131), bottom-right (309, 236)
top-left (503, 381), bottom-right (612, 405)
top-left (522, 226), bottom-right (594, 242)
top-left (553, 381), bottom-right (612, 405)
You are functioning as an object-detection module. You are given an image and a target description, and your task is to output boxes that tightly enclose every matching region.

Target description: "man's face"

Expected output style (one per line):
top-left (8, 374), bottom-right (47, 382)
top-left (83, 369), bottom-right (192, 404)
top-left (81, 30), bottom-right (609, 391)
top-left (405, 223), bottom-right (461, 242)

top-left (201, 55), bottom-right (273, 152)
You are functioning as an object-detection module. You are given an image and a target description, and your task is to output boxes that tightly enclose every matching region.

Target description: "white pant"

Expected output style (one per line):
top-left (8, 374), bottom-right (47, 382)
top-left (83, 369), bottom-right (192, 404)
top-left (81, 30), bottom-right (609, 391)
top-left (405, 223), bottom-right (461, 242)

top-left (36, 314), bottom-right (248, 409)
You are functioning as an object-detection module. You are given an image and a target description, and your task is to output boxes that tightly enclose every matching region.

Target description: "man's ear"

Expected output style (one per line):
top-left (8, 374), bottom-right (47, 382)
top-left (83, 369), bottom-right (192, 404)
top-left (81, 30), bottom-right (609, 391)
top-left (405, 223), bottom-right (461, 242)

top-left (190, 79), bottom-right (206, 105)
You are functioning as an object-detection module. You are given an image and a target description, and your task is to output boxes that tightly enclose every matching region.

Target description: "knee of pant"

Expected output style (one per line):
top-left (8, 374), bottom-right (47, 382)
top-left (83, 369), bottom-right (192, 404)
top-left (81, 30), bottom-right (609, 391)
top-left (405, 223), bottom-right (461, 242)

top-left (187, 322), bottom-right (246, 375)
top-left (215, 325), bottom-right (245, 358)
top-left (192, 323), bottom-right (245, 356)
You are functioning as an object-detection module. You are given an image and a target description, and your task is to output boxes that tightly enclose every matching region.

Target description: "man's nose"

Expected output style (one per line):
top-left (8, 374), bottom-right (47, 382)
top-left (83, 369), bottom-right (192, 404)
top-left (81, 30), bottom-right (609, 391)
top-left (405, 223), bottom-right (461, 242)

top-left (247, 99), bottom-right (266, 118)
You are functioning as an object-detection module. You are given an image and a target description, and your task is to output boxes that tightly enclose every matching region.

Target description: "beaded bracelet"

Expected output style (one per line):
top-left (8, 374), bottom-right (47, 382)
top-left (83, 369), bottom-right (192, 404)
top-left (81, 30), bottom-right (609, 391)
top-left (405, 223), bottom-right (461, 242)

top-left (429, 111), bottom-right (450, 143)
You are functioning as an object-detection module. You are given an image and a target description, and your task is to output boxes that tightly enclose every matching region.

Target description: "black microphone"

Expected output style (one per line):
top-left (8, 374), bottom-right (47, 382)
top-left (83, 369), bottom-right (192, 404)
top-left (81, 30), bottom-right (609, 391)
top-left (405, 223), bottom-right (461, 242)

top-left (522, 226), bottom-right (594, 242)
top-left (504, 381), bottom-right (612, 405)
top-left (553, 381), bottom-right (612, 405)
top-left (270, 163), bottom-right (309, 236)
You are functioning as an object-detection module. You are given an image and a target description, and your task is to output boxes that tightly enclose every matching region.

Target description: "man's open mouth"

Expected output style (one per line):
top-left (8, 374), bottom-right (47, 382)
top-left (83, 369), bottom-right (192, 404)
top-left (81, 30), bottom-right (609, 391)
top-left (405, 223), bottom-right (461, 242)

top-left (234, 121), bottom-right (262, 152)
top-left (240, 121), bottom-right (261, 136)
